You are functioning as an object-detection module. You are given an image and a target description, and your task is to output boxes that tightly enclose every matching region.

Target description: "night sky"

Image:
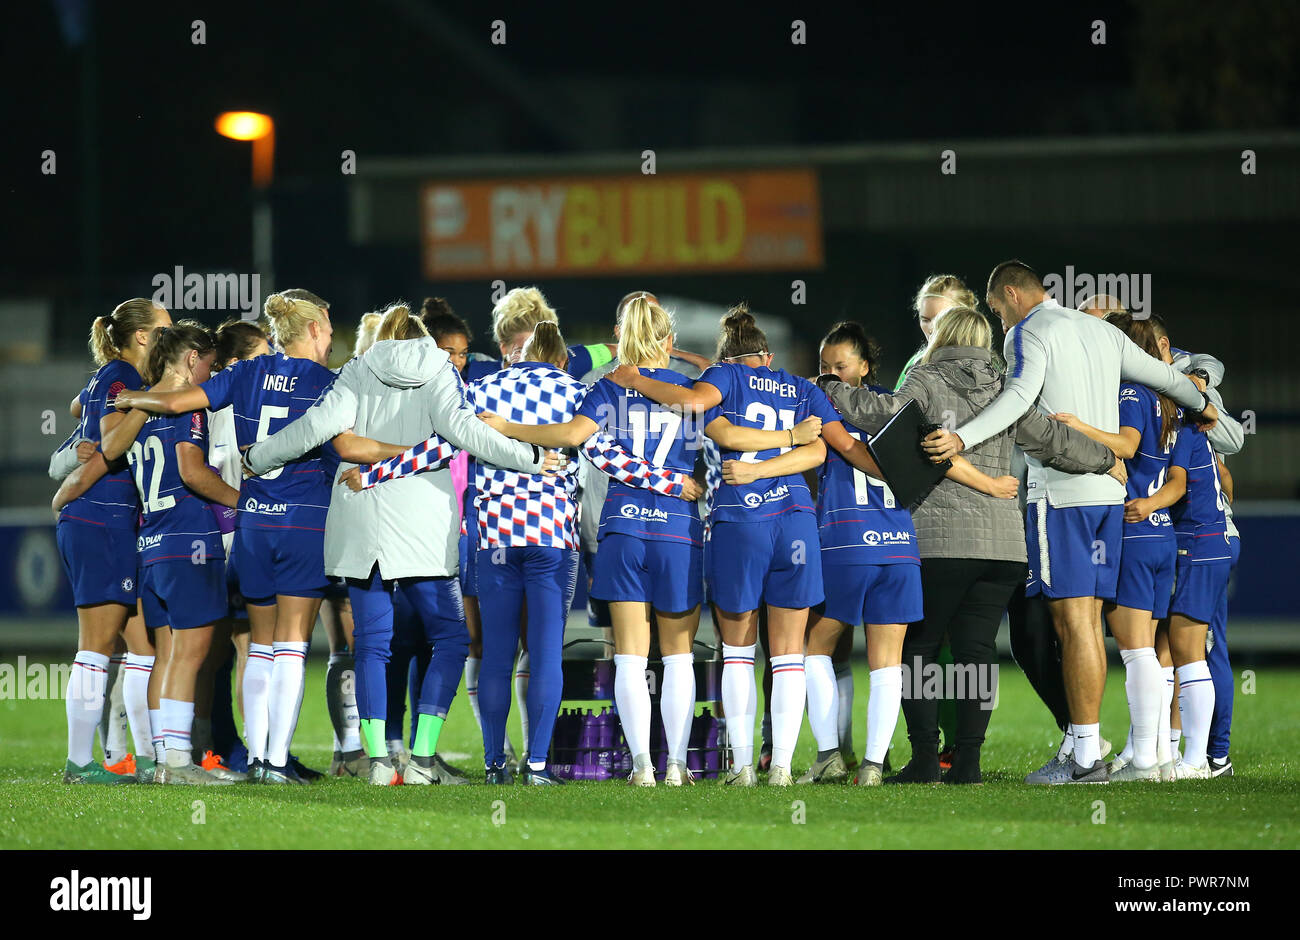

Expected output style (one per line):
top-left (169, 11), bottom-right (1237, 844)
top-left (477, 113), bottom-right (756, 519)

top-left (1, 1), bottom-right (1295, 318)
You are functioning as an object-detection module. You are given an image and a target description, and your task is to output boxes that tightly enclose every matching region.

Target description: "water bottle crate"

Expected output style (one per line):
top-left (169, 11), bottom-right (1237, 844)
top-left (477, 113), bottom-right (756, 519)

top-left (547, 705), bottom-right (727, 781)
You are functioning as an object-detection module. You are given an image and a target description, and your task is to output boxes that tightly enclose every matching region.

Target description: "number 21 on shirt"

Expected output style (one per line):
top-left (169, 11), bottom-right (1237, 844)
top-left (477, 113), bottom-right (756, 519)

top-left (739, 402), bottom-right (795, 462)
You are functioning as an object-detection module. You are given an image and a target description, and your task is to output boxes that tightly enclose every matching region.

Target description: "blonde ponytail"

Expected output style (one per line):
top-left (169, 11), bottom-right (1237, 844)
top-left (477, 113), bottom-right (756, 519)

top-left (617, 294), bottom-right (673, 368)
top-left (263, 291), bottom-right (327, 349)
top-left (521, 321), bottom-right (568, 369)
top-left (492, 286), bottom-right (558, 346)
top-left (374, 302), bottom-right (428, 342)
top-left (354, 312), bottom-right (383, 357)
top-left (89, 298), bottom-right (164, 367)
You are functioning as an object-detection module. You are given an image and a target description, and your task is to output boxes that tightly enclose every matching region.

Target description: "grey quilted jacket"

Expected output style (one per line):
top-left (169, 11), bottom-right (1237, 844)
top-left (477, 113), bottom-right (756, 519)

top-left (820, 345), bottom-right (1116, 563)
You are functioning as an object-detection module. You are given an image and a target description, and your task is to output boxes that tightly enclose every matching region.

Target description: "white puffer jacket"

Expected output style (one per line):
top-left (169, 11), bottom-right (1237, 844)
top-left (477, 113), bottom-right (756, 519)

top-left (244, 337), bottom-right (544, 580)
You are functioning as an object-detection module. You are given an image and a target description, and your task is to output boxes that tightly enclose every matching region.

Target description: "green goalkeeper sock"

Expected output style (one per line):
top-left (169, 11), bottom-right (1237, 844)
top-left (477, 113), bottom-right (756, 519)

top-left (412, 714), bottom-right (445, 759)
top-left (360, 718), bottom-right (388, 759)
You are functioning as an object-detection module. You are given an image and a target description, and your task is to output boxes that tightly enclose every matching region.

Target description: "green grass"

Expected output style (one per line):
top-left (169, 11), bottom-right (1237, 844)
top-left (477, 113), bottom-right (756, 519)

top-left (2, 659), bottom-right (1297, 849)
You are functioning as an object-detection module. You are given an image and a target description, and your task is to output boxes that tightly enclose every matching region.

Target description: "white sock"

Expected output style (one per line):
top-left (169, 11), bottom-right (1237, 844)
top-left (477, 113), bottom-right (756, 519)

top-left (1157, 666), bottom-right (1174, 764)
top-left (464, 656), bottom-right (484, 732)
top-left (769, 654), bottom-right (806, 770)
top-left (338, 657), bottom-right (360, 753)
top-left (103, 655), bottom-right (128, 762)
top-left (514, 650), bottom-right (531, 755)
top-left (660, 653), bottom-right (695, 764)
top-left (614, 654), bottom-right (651, 768)
top-left (1176, 661), bottom-right (1214, 768)
top-left (1057, 727), bottom-right (1074, 762)
top-left (835, 659), bottom-right (855, 754)
top-left (1119, 724), bottom-right (1134, 765)
top-left (721, 644), bottom-right (757, 769)
top-left (1121, 647), bottom-right (1161, 770)
top-left (866, 665), bottom-right (903, 765)
top-left (123, 654), bottom-right (154, 757)
top-left (1073, 722), bottom-right (1100, 768)
top-left (102, 663), bottom-right (128, 764)
top-left (66, 651), bottom-right (110, 766)
top-left (267, 641), bottom-right (308, 767)
top-left (161, 698), bottom-right (195, 767)
top-left (149, 707), bottom-right (165, 762)
top-left (244, 644), bottom-right (274, 762)
top-left (97, 654), bottom-right (123, 755)
top-left (804, 655), bottom-right (839, 752)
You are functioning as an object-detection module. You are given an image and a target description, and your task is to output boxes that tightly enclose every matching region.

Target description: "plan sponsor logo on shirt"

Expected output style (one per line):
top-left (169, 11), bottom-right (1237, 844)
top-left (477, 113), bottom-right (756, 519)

top-left (242, 497), bottom-right (288, 515)
top-left (136, 533), bottom-right (164, 552)
top-left (1148, 509), bottom-right (1172, 527)
top-left (862, 529), bottom-right (913, 547)
top-left (619, 504), bottom-right (670, 523)
top-left (743, 484), bottom-right (790, 508)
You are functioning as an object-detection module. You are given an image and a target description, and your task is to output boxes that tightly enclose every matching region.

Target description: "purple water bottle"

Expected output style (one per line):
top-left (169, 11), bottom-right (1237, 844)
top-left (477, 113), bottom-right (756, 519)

top-left (703, 709), bottom-right (720, 779)
top-left (574, 709), bottom-right (596, 780)
top-left (595, 707), bottom-right (614, 780)
top-left (687, 708), bottom-right (705, 774)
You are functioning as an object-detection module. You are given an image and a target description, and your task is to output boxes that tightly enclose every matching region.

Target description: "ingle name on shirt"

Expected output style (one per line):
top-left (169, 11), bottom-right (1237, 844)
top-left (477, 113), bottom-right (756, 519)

top-left (262, 374), bottom-right (298, 393)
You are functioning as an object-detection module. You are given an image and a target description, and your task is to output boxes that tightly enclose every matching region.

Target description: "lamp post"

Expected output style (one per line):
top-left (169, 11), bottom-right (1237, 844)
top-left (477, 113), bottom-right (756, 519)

top-left (215, 111), bottom-right (275, 307)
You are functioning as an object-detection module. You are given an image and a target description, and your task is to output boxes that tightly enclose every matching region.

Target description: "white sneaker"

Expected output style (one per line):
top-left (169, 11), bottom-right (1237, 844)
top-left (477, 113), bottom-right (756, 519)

top-left (386, 740), bottom-right (409, 776)
top-left (664, 762), bottom-right (695, 787)
top-left (156, 761), bottom-right (235, 786)
top-left (1109, 760), bottom-right (1160, 783)
top-left (1159, 760), bottom-right (1175, 782)
top-left (1099, 737), bottom-right (1113, 761)
top-left (627, 766), bottom-right (657, 787)
top-left (797, 751), bottom-right (848, 784)
top-left (368, 757), bottom-right (403, 786)
top-left (724, 765), bottom-right (757, 787)
top-left (1172, 758), bottom-right (1210, 780)
top-left (1106, 753), bottom-right (1129, 775)
top-left (855, 763), bottom-right (883, 786)
top-left (1024, 753), bottom-right (1071, 785)
top-left (767, 764), bottom-right (794, 787)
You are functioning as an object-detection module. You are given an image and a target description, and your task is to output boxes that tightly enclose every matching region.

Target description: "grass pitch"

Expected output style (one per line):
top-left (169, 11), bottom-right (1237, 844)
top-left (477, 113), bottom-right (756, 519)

top-left (1, 658), bottom-right (1296, 849)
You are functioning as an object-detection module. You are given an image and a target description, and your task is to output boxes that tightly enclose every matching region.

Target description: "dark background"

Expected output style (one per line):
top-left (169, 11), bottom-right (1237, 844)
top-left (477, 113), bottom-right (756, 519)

top-left (1, 0), bottom-right (1298, 494)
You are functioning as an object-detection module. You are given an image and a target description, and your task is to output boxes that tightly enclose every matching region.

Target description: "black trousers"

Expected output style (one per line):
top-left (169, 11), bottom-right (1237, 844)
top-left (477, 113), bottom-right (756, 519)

top-left (1006, 582), bottom-right (1071, 733)
top-left (901, 557), bottom-right (1027, 757)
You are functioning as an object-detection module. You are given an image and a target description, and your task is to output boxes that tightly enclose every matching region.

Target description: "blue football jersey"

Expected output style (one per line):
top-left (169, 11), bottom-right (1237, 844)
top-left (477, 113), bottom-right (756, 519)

top-left (578, 370), bottom-right (702, 545)
top-left (128, 410), bottom-right (224, 566)
top-left (1117, 383), bottom-right (1177, 540)
top-left (200, 353), bottom-right (336, 531)
top-left (816, 405), bottom-right (920, 567)
top-left (1169, 419), bottom-right (1230, 563)
top-left (699, 362), bottom-right (836, 523)
top-left (62, 360), bottom-right (145, 529)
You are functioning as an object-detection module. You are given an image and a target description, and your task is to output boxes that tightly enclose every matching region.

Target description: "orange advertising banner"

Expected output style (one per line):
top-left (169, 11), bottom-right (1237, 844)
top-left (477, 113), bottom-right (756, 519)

top-left (421, 169), bottom-right (822, 278)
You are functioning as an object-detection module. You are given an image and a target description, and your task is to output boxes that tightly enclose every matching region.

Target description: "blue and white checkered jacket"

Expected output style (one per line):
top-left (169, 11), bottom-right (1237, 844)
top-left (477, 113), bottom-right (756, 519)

top-left (468, 362), bottom-right (588, 550)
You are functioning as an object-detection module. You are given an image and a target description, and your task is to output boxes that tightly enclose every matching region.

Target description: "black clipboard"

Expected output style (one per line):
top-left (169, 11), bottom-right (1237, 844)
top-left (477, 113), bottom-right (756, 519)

top-left (864, 398), bottom-right (952, 509)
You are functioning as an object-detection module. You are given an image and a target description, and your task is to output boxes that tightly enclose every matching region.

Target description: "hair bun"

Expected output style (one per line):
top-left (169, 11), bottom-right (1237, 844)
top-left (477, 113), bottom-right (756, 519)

top-left (263, 293), bottom-right (292, 321)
